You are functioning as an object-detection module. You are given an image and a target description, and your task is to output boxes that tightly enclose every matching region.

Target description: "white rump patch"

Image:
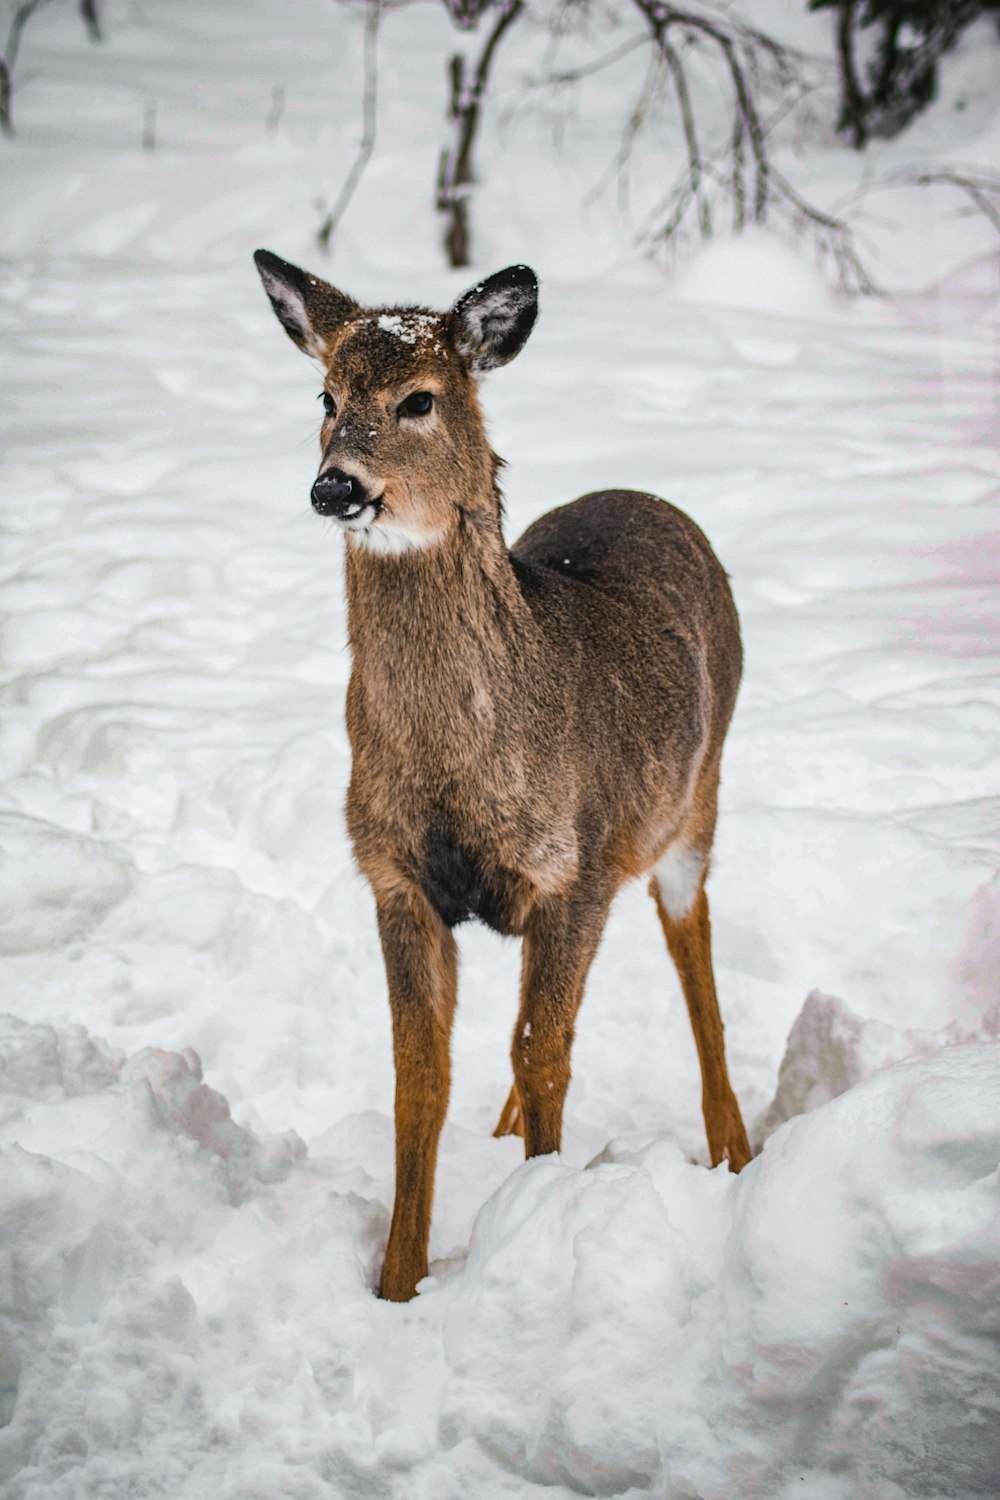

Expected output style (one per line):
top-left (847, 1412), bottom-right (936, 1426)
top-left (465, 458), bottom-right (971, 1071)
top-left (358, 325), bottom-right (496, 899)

top-left (350, 518), bottom-right (445, 556)
top-left (652, 843), bottom-right (705, 921)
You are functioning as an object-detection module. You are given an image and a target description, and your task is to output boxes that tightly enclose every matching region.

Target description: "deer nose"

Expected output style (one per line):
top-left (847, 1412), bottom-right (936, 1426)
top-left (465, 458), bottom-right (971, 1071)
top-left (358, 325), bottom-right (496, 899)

top-left (311, 467), bottom-right (369, 519)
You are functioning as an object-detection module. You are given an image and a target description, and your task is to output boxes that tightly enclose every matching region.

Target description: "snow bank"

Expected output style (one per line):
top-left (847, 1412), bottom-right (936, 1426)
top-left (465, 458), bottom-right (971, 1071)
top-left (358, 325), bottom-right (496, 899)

top-left (3, 1021), bottom-right (997, 1498)
top-left (441, 1042), bottom-right (1000, 1499)
top-left (755, 988), bottom-right (942, 1143)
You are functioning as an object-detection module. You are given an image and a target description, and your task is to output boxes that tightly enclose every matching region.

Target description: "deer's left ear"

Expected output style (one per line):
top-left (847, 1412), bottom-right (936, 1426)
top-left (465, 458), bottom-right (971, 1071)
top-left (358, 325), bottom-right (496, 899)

top-left (254, 248), bottom-right (359, 360)
top-left (449, 265), bottom-right (538, 375)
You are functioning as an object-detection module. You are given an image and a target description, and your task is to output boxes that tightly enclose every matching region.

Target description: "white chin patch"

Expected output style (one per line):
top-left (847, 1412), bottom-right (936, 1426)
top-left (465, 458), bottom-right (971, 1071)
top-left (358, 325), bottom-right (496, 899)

top-left (348, 517), bottom-right (445, 556)
top-left (652, 844), bottom-right (705, 921)
top-left (337, 500), bottom-right (377, 527)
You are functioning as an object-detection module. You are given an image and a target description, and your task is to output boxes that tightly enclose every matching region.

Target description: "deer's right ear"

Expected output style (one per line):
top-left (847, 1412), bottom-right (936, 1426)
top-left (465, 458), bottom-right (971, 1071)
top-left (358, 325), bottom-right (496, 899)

top-left (254, 249), bottom-right (359, 360)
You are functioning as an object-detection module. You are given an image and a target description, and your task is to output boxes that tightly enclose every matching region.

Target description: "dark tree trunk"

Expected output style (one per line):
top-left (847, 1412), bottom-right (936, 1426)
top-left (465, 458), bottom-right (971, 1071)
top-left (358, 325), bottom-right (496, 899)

top-left (0, 58), bottom-right (12, 136)
top-left (80, 0), bottom-right (101, 42)
top-left (836, 0), bottom-right (868, 148)
top-left (437, 0), bottom-right (524, 269)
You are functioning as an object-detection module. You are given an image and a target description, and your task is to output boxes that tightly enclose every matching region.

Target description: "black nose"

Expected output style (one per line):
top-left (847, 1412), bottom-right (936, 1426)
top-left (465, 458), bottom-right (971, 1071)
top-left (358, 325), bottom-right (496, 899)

top-left (311, 467), bottom-right (369, 518)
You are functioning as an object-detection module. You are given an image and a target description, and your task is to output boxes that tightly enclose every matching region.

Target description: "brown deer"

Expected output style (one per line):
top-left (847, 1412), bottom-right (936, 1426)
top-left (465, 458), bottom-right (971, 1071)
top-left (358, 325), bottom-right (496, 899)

top-left (254, 250), bottom-right (751, 1302)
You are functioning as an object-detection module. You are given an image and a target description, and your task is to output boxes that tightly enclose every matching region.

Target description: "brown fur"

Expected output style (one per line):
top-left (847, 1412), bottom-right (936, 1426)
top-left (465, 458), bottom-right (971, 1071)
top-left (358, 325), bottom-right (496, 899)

top-left (254, 251), bottom-right (751, 1302)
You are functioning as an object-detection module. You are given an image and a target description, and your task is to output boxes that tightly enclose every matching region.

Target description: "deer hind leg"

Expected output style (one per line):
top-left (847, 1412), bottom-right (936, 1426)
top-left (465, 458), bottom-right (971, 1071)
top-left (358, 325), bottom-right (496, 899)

top-left (375, 883), bottom-right (458, 1302)
top-left (650, 845), bottom-right (751, 1172)
top-left (492, 1082), bottom-right (525, 1139)
top-left (508, 885), bottom-right (613, 1159)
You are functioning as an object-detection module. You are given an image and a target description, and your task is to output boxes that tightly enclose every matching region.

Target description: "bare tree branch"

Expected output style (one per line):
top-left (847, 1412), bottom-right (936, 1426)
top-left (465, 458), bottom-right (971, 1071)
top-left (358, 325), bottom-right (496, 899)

top-left (528, 31), bottom-right (650, 87)
top-left (768, 164), bottom-right (877, 293)
top-left (892, 169), bottom-right (1000, 235)
top-left (617, 0), bottom-right (875, 293)
top-left (661, 34), bottom-right (710, 237)
top-left (850, 165), bottom-right (1000, 240)
top-left (605, 43), bottom-right (665, 214)
top-left (1, 0), bottom-right (52, 136)
top-left (317, 0), bottom-right (382, 254)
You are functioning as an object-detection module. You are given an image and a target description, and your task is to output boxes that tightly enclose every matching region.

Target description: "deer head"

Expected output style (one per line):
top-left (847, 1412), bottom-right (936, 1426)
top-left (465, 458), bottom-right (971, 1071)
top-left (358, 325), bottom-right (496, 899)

top-left (254, 250), bottom-right (538, 555)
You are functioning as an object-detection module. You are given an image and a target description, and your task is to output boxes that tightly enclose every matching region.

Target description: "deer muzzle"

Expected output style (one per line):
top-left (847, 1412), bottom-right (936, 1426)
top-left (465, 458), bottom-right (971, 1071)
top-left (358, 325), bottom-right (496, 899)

top-left (311, 467), bottom-right (379, 522)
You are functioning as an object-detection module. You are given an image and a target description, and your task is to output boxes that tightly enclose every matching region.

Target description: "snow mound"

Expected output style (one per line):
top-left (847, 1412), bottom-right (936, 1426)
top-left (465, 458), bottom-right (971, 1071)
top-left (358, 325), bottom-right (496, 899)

top-left (0, 1015), bottom-right (306, 1203)
top-left (1, 1025), bottom-right (998, 1493)
top-left (0, 1022), bottom-right (333, 1500)
top-left (441, 1140), bottom-right (732, 1494)
top-left (671, 229), bottom-right (837, 317)
top-left (756, 988), bottom-right (940, 1144)
top-left (0, 814), bottom-right (132, 955)
top-left (0, 1014), bottom-right (120, 1098)
top-left (123, 1045), bottom-right (307, 1200)
top-left (441, 1041), bottom-right (1000, 1498)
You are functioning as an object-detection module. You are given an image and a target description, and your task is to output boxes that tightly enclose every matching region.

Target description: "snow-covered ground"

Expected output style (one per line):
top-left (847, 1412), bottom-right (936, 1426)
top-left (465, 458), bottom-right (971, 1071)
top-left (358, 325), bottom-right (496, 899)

top-left (1, 2), bottom-right (998, 1495)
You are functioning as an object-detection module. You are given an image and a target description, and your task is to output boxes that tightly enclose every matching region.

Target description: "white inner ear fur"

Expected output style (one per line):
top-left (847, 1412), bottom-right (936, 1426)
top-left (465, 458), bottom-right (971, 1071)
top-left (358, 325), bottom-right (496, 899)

top-left (258, 267), bottom-right (326, 358)
top-left (652, 843), bottom-right (706, 922)
top-left (455, 285), bottom-right (533, 373)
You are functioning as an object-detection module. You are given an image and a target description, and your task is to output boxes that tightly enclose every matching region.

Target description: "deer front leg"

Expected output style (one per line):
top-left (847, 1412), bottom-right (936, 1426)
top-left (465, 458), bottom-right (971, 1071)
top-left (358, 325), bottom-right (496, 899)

top-left (511, 886), bottom-right (613, 1159)
top-left (375, 883), bottom-right (457, 1302)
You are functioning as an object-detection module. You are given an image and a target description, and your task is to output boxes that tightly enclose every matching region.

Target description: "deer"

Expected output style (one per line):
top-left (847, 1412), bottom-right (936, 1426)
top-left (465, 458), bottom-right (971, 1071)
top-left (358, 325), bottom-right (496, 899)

top-left (254, 250), bottom-right (752, 1302)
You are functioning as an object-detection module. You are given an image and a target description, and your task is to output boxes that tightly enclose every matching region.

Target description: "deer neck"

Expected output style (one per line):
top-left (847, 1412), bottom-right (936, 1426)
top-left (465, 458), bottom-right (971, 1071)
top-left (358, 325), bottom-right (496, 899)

top-left (344, 515), bottom-right (540, 739)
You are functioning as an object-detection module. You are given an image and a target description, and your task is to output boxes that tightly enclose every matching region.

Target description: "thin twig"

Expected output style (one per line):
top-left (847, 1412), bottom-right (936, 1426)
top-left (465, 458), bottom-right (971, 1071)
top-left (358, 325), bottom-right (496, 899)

top-left (527, 32), bottom-right (650, 88)
top-left (856, 166), bottom-right (1000, 236)
top-left (908, 173), bottom-right (1000, 234)
top-left (769, 165), bottom-right (877, 293)
top-left (610, 44), bottom-right (665, 213)
top-left (5, 0), bottom-right (47, 72)
top-left (317, 0), bottom-right (381, 253)
top-left (661, 35), bottom-right (710, 237)
top-left (1, 0), bottom-right (51, 135)
top-left (266, 84), bottom-right (285, 133)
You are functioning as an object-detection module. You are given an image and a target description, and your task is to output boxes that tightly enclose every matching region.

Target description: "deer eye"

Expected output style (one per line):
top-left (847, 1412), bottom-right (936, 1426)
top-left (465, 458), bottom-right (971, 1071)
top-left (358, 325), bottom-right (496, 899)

top-left (320, 392), bottom-right (336, 416)
top-left (398, 391), bottom-right (433, 418)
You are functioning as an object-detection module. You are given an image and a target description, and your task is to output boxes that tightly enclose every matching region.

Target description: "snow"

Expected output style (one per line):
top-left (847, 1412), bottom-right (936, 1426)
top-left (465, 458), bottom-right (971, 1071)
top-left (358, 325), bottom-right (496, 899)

top-left (2, 0), bottom-right (999, 1496)
top-left (671, 229), bottom-right (837, 318)
top-left (374, 312), bottom-right (440, 346)
top-left (443, 1045), bottom-right (1000, 1498)
top-left (376, 312), bottom-right (416, 342)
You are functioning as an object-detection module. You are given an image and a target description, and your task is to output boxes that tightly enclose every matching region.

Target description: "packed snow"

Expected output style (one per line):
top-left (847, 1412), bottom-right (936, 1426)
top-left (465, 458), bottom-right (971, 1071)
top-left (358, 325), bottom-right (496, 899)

top-left (1, 1), bottom-right (998, 1496)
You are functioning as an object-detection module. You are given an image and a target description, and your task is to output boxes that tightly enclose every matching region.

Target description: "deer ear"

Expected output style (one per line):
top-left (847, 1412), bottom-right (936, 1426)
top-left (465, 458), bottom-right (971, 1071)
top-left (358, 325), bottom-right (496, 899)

top-left (450, 265), bottom-right (538, 375)
top-left (254, 249), bottom-right (359, 359)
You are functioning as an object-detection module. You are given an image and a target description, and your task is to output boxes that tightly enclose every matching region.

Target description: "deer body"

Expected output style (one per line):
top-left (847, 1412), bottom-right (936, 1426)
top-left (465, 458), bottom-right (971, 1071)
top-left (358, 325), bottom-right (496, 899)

top-left (255, 252), bottom-right (751, 1301)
